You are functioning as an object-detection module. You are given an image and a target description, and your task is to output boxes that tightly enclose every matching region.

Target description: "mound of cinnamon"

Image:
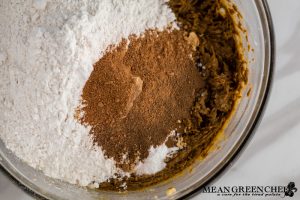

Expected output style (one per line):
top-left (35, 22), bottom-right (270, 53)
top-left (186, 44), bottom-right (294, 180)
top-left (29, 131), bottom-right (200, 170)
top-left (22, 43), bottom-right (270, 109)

top-left (79, 29), bottom-right (204, 170)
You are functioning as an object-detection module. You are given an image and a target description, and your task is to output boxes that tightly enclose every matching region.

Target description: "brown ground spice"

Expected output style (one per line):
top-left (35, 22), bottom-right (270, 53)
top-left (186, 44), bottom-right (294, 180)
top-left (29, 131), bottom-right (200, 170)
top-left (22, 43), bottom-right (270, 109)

top-left (79, 30), bottom-right (205, 170)
top-left (99, 0), bottom-right (248, 190)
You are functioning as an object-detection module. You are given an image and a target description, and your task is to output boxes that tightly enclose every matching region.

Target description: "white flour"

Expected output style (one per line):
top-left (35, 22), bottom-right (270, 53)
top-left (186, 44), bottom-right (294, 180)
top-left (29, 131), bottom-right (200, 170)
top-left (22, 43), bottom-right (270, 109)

top-left (135, 144), bottom-right (178, 175)
top-left (135, 130), bottom-right (180, 175)
top-left (135, 143), bottom-right (179, 175)
top-left (0, 0), bottom-right (176, 187)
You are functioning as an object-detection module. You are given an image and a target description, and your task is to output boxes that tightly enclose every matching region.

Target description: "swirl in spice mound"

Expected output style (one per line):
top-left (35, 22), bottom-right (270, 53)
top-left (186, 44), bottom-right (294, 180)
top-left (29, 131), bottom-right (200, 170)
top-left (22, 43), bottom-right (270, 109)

top-left (77, 0), bottom-right (247, 190)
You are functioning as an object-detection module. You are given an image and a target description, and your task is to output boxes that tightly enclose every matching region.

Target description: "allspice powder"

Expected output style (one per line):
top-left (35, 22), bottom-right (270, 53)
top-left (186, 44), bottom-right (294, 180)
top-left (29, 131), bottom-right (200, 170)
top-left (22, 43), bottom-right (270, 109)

top-left (79, 29), bottom-right (204, 170)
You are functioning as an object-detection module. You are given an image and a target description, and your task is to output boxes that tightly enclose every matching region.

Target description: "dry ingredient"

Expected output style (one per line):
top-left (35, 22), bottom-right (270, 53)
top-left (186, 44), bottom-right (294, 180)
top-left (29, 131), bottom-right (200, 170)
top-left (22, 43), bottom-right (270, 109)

top-left (0, 0), bottom-right (177, 187)
top-left (0, 0), bottom-right (248, 191)
top-left (79, 29), bottom-right (205, 171)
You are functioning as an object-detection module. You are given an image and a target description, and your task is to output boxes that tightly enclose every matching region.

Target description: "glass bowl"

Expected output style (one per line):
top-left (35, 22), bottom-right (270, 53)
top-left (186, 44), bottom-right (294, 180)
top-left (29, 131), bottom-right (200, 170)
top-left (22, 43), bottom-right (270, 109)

top-left (0, 0), bottom-right (274, 199)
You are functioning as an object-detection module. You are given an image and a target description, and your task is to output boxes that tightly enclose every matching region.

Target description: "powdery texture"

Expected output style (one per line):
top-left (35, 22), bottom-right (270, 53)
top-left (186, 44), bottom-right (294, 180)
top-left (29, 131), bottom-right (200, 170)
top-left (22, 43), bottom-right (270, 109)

top-left (0, 0), bottom-right (176, 187)
top-left (134, 131), bottom-right (180, 175)
top-left (135, 144), bottom-right (178, 175)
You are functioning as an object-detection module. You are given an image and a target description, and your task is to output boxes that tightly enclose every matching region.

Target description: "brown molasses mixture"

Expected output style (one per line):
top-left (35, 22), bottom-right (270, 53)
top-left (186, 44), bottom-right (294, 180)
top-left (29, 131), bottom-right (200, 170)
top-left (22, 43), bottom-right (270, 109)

top-left (78, 0), bottom-right (247, 190)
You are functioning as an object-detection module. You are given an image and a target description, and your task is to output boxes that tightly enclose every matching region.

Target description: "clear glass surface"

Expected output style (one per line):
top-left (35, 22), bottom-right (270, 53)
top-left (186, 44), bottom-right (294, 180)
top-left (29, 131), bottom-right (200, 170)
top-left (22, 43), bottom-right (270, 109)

top-left (0, 0), bottom-right (274, 199)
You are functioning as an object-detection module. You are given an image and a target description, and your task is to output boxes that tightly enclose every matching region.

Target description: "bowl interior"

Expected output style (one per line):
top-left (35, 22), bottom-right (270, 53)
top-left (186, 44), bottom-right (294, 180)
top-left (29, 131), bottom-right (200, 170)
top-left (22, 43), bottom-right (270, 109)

top-left (0, 0), bottom-right (273, 199)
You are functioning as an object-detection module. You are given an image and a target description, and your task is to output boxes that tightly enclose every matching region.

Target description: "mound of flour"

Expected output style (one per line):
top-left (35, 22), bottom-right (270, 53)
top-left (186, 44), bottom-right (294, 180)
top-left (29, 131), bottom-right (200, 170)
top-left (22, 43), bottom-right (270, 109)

top-left (0, 0), bottom-right (176, 187)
